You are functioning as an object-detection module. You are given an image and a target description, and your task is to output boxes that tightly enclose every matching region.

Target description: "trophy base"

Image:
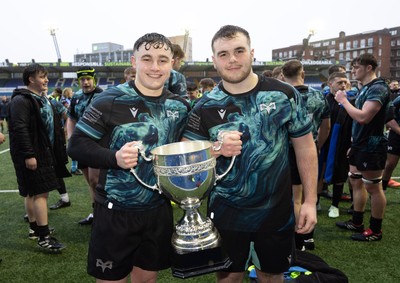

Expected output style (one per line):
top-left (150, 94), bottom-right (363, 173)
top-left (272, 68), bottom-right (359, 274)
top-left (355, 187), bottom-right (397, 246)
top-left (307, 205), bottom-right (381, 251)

top-left (171, 247), bottom-right (232, 279)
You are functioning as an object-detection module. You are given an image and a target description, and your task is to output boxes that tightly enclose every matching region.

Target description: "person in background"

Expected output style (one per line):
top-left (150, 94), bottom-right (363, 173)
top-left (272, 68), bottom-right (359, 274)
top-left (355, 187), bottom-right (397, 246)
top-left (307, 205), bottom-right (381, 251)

top-left (262, 69), bottom-right (273, 78)
top-left (322, 72), bottom-right (355, 219)
top-left (165, 43), bottom-right (187, 97)
top-left (124, 66), bottom-right (136, 82)
top-left (46, 91), bottom-right (72, 210)
top-left (199, 77), bottom-right (216, 95)
top-left (389, 80), bottom-right (399, 101)
top-left (0, 95), bottom-right (10, 133)
top-left (48, 87), bottom-right (62, 101)
top-left (186, 81), bottom-right (202, 108)
top-left (68, 32), bottom-right (190, 283)
top-left (335, 54), bottom-right (390, 242)
top-left (282, 59), bottom-right (330, 251)
top-left (272, 66), bottom-right (284, 80)
top-left (183, 25), bottom-right (317, 283)
top-left (67, 66), bottom-right (103, 225)
top-left (8, 63), bottom-right (69, 252)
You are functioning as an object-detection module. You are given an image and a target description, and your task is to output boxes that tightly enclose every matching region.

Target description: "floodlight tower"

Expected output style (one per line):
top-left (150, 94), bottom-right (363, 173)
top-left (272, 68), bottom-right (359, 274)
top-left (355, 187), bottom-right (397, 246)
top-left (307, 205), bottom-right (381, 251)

top-left (49, 28), bottom-right (62, 62)
top-left (298, 29), bottom-right (315, 60)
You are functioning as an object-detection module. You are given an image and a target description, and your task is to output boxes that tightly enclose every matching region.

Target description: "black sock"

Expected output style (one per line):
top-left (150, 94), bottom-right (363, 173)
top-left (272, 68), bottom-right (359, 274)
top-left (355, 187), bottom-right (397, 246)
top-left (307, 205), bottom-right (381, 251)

top-left (370, 216), bottom-right (383, 234)
top-left (29, 221), bottom-right (38, 231)
top-left (352, 211), bottom-right (364, 226)
top-left (294, 232), bottom-right (304, 250)
top-left (332, 184), bottom-right (344, 208)
top-left (382, 179), bottom-right (389, 192)
top-left (36, 225), bottom-right (50, 240)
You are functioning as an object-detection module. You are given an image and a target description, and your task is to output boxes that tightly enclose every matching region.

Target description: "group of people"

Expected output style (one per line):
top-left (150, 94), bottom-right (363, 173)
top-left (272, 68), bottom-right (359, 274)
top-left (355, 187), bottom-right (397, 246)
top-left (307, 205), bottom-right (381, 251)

top-left (5, 24), bottom-right (396, 283)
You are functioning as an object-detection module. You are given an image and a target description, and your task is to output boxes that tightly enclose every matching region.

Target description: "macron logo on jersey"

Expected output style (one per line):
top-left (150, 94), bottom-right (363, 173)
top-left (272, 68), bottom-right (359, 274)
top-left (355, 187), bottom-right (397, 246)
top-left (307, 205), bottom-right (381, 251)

top-left (260, 102), bottom-right (276, 114)
top-left (218, 109), bottom-right (226, 119)
top-left (129, 107), bottom-right (138, 118)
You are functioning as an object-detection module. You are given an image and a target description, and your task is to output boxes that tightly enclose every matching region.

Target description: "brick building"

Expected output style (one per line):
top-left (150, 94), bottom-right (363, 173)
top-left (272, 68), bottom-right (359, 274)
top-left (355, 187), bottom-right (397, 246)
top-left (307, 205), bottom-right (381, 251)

top-left (272, 26), bottom-right (400, 81)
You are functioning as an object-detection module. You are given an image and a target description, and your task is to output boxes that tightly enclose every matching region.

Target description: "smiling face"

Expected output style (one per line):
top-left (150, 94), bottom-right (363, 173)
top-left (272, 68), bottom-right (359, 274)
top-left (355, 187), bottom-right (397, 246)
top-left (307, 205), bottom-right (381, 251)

top-left (28, 71), bottom-right (49, 96)
top-left (131, 42), bottom-right (174, 97)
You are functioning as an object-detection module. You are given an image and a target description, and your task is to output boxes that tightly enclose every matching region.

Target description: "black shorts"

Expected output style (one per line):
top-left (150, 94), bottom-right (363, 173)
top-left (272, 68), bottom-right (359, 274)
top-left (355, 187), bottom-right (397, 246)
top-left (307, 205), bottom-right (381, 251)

top-left (388, 131), bottom-right (400, 156)
top-left (87, 201), bottom-right (173, 280)
top-left (348, 148), bottom-right (386, 171)
top-left (218, 225), bottom-right (294, 274)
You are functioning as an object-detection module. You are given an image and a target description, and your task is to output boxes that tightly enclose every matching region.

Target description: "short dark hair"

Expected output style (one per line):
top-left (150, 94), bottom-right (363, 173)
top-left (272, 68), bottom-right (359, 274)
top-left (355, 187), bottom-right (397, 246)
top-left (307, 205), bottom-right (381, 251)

top-left (133, 33), bottom-right (174, 55)
top-left (211, 25), bottom-right (250, 53)
top-left (22, 63), bottom-right (48, 86)
top-left (328, 72), bottom-right (347, 83)
top-left (172, 44), bottom-right (185, 59)
top-left (186, 81), bottom-right (198, 91)
top-left (328, 64), bottom-right (346, 75)
top-left (282, 60), bottom-right (303, 79)
top-left (352, 53), bottom-right (378, 71)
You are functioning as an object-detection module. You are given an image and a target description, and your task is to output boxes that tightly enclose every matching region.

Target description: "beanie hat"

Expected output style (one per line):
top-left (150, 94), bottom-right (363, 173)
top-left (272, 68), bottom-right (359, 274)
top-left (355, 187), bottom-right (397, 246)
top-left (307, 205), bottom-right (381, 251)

top-left (77, 67), bottom-right (97, 86)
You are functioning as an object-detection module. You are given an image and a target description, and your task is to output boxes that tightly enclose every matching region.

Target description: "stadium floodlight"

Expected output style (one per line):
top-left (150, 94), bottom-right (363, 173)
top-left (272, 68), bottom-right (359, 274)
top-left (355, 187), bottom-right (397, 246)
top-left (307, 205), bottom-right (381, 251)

top-left (49, 27), bottom-right (62, 63)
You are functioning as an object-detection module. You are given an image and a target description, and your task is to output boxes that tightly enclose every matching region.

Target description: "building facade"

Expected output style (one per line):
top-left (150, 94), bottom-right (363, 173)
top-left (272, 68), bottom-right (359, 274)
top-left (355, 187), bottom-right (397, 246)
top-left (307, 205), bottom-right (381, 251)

top-left (272, 27), bottom-right (400, 81)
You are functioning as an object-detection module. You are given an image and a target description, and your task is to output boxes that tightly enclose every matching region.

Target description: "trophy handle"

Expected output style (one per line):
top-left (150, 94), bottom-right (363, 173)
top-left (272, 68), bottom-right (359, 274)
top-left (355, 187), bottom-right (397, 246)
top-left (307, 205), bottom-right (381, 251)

top-left (130, 142), bottom-right (162, 194)
top-left (212, 130), bottom-right (237, 183)
top-left (215, 155), bottom-right (236, 183)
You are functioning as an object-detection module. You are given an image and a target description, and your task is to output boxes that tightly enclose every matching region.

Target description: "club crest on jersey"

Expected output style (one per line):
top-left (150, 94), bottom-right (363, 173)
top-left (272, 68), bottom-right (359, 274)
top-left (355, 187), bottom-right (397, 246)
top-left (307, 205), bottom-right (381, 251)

top-left (260, 102), bottom-right (276, 114)
top-left (167, 110), bottom-right (179, 119)
top-left (96, 259), bottom-right (113, 272)
top-left (129, 107), bottom-right (138, 118)
top-left (218, 109), bottom-right (226, 119)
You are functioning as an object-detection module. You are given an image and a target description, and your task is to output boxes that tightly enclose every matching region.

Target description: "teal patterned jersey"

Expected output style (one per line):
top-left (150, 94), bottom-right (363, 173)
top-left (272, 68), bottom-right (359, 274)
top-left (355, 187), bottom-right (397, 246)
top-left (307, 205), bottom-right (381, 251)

top-left (183, 75), bottom-right (312, 231)
top-left (30, 94), bottom-right (54, 145)
top-left (352, 78), bottom-right (390, 152)
top-left (67, 86), bottom-right (103, 122)
top-left (295, 85), bottom-right (330, 141)
top-left (75, 82), bottom-right (190, 209)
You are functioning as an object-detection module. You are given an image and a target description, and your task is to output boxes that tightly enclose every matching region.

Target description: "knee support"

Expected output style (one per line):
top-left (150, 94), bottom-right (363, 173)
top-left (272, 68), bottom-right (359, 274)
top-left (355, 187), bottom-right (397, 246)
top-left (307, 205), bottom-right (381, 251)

top-left (362, 177), bottom-right (382, 184)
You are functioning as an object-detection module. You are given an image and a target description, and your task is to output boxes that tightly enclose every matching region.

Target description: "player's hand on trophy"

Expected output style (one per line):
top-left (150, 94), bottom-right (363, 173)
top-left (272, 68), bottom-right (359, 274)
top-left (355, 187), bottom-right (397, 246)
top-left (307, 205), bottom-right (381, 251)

top-left (116, 141), bottom-right (140, 169)
top-left (213, 130), bottom-right (242, 157)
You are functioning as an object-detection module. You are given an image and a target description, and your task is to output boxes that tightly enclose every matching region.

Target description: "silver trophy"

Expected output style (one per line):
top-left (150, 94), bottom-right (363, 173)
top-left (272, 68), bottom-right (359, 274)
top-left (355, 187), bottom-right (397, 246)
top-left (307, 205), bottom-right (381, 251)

top-left (131, 138), bottom-right (235, 278)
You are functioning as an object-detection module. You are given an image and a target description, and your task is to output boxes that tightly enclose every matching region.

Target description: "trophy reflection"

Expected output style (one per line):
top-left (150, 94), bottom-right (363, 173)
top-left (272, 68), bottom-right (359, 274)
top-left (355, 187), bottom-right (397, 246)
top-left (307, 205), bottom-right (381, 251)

top-left (131, 140), bottom-right (235, 278)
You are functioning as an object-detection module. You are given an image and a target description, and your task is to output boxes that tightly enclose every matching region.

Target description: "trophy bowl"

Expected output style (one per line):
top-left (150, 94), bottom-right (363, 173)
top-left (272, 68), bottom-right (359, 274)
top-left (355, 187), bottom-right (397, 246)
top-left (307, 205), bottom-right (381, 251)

top-left (131, 140), bottom-right (234, 278)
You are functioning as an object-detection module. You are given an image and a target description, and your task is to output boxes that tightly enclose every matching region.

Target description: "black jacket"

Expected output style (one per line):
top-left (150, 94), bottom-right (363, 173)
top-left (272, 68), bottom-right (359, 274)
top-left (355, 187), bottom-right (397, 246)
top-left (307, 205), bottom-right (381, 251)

top-left (9, 88), bottom-right (70, 194)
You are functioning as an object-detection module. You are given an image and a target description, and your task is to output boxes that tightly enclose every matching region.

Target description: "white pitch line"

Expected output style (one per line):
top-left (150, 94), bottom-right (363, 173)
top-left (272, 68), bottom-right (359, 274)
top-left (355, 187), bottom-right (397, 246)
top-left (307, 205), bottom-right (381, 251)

top-left (0, 148), bottom-right (10, 154)
top-left (0, 190), bottom-right (18, 193)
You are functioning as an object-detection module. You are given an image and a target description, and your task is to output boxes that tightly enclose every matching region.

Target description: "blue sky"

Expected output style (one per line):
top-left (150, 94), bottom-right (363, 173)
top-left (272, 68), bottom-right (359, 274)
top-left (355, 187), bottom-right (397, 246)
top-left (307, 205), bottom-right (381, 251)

top-left (1, 0), bottom-right (398, 63)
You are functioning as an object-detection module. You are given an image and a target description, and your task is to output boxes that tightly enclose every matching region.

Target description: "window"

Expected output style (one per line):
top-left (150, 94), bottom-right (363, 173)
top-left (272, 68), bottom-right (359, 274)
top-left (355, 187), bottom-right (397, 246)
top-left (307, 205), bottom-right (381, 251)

top-left (397, 39), bottom-right (400, 45)
top-left (367, 37), bottom-right (373, 46)
top-left (353, 40), bottom-right (358, 48)
top-left (397, 50), bottom-right (400, 56)
top-left (331, 40), bottom-right (336, 45)
top-left (339, 53), bottom-right (344, 60)
top-left (323, 41), bottom-right (329, 46)
top-left (289, 50), bottom-right (293, 58)
top-left (379, 49), bottom-right (382, 56)
top-left (284, 51), bottom-right (287, 57)
top-left (279, 52), bottom-right (282, 58)
top-left (367, 49), bottom-right (373, 54)
top-left (392, 40), bottom-right (396, 47)
top-left (361, 39), bottom-right (366, 48)
top-left (314, 43), bottom-right (321, 48)
top-left (330, 49), bottom-right (335, 56)
top-left (390, 30), bottom-right (398, 36)
top-left (379, 37), bottom-right (382, 45)
top-left (346, 41), bottom-right (351, 49)
top-left (353, 51), bottom-right (358, 58)
top-left (339, 42), bottom-right (344, 50)
top-left (346, 52), bottom-right (350, 60)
